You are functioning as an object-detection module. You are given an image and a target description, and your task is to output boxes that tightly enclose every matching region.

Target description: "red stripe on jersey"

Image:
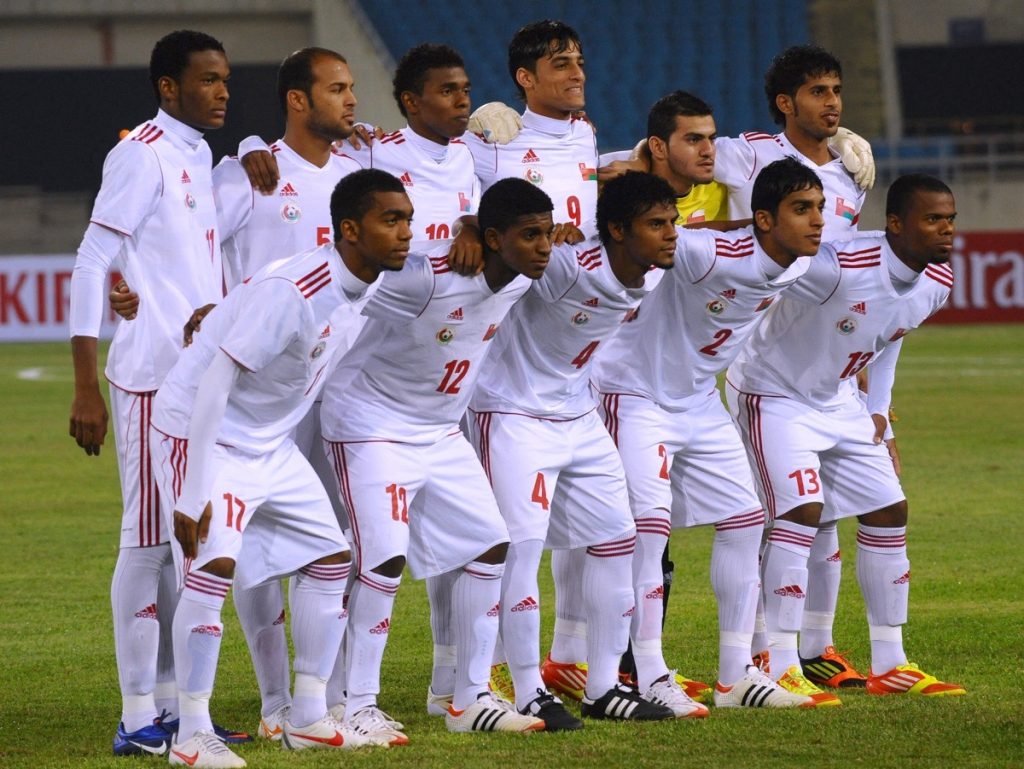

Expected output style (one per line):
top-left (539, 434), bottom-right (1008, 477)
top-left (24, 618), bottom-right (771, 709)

top-left (301, 274), bottom-right (332, 298)
top-left (742, 132), bottom-right (774, 141)
top-left (304, 364), bottom-right (328, 396)
top-left (924, 266), bottom-right (953, 288)
top-left (577, 247), bottom-right (602, 271)
top-left (838, 260), bottom-right (882, 269)
top-left (132, 124), bottom-right (156, 143)
top-left (432, 262), bottom-right (452, 275)
top-left (296, 262), bottom-right (329, 287)
top-left (141, 128), bottom-right (164, 145)
top-left (380, 131), bottom-right (406, 145)
top-left (836, 246), bottom-right (882, 257)
top-left (715, 236), bottom-right (753, 251)
top-left (450, 137), bottom-right (465, 145)
top-left (475, 411), bottom-right (493, 484)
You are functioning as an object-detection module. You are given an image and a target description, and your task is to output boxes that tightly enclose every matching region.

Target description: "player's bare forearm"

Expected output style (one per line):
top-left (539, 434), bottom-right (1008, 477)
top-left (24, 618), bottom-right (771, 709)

top-left (685, 218), bottom-right (752, 232)
top-left (597, 157), bottom-right (647, 183)
top-left (173, 505), bottom-right (211, 560)
top-left (241, 150), bottom-right (280, 195)
top-left (448, 217), bottom-right (483, 275)
top-left (183, 303), bottom-right (217, 347)
top-left (109, 279), bottom-right (139, 320)
top-left (69, 335), bottom-right (109, 456)
top-left (885, 437), bottom-right (902, 477)
top-left (552, 223), bottom-right (585, 246)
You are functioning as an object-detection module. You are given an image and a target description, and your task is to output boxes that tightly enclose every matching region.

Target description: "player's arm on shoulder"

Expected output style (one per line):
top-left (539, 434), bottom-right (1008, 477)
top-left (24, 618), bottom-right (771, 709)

top-left (673, 226), bottom-right (719, 282)
top-left (713, 135), bottom-right (756, 188)
top-left (785, 241), bottom-right (841, 303)
top-left (238, 135), bottom-right (279, 194)
top-left (213, 157), bottom-right (256, 240)
top-left (447, 216), bottom-right (484, 276)
top-left (533, 243), bottom-right (581, 302)
top-left (364, 254), bottom-right (435, 321)
top-left (173, 350), bottom-right (240, 558)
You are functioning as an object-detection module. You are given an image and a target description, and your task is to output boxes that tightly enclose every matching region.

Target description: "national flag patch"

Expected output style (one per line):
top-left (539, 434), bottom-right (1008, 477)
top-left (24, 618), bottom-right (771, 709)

top-left (835, 197), bottom-right (857, 222)
top-left (578, 162), bottom-right (597, 181)
top-left (686, 210), bottom-right (706, 223)
top-left (755, 296), bottom-right (774, 312)
top-left (483, 323), bottom-right (499, 341)
top-left (458, 191), bottom-right (472, 212)
top-left (522, 148), bottom-right (540, 163)
top-left (850, 301), bottom-right (867, 315)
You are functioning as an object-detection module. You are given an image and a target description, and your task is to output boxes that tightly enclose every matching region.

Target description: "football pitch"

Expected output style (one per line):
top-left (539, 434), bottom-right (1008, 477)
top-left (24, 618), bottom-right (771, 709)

top-left (2, 325), bottom-right (1022, 769)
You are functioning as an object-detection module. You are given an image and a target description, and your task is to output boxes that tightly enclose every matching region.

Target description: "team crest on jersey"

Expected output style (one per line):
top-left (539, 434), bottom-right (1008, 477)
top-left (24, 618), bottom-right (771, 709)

top-left (889, 327), bottom-right (908, 341)
top-left (281, 203), bottom-right (301, 223)
top-left (184, 192), bottom-right (197, 211)
top-left (755, 296), bottom-right (774, 312)
top-left (436, 327), bottom-right (455, 344)
top-left (482, 323), bottom-right (499, 341)
top-left (524, 168), bottom-right (544, 185)
top-left (836, 317), bottom-right (857, 334)
top-left (310, 341), bottom-right (326, 359)
top-left (571, 311), bottom-right (590, 326)
top-left (706, 298), bottom-right (726, 315)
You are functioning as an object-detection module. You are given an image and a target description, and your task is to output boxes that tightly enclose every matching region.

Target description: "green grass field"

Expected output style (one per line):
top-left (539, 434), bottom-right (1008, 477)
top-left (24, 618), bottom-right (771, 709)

top-left (2, 326), bottom-right (1022, 768)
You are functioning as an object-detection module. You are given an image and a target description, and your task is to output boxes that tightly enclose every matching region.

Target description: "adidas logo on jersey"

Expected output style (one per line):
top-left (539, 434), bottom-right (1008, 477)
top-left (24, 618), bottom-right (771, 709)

top-left (583, 297), bottom-right (599, 307)
top-left (400, 172), bottom-right (413, 187)
top-left (826, 550), bottom-right (842, 562)
top-left (134, 603), bottom-right (158, 619)
top-left (773, 585), bottom-right (805, 599)
top-left (319, 324), bottom-right (331, 339)
top-left (720, 289), bottom-right (737, 299)
top-left (892, 570), bottom-right (911, 585)
top-left (850, 301), bottom-right (867, 315)
top-left (487, 603), bottom-right (501, 617)
top-left (370, 618), bottom-right (391, 635)
top-left (279, 182), bottom-right (298, 196)
top-left (511, 596), bottom-right (539, 612)
top-left (180, 170), bottom-right (191, 184)
top-left (446, 307), bottom-right (464, 321)
top-left (522, 148), bottom-right (540, 163)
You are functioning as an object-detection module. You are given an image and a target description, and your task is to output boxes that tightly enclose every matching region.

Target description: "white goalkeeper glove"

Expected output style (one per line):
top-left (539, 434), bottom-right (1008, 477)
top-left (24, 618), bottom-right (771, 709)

top-left (830, 127), bottom-right (875, 190)
top-left (468, 102), bottom-right (522, 144)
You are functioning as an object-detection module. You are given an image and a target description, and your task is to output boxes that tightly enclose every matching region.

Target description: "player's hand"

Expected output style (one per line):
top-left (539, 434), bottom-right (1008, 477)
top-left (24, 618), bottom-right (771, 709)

top-left (468, 102), bottom-right (522, 144)
top-left (174, 502), bottom-right (212, 560)
top-left (183, 303), bottom-right (217, 347)
top-left (346, 124), bottom-right (386, 151)
top-left (572, 110), bottom-right (596, 132)
top-left (447, 225), bottom-right (484, 276)
top-left (552, 223), bottom-right (586, 246)
top-left (885, 437), bottom-right (901, 476)
top-left (598, 157), bottom-right (647, 183)
top-left (241, 150), bottom-right (280, 195)
top-left (871, 412), bottom-right (888, 444)
top-left (109, 279), bottom-right (139, 321)
top-left (830, 127), bottom-right (875, 190)
top-left (69, 387), bottom-right (109, 456)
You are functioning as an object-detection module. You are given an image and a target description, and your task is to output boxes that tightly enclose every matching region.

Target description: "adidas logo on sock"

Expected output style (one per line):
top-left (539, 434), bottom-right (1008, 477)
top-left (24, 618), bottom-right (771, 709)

top-left (645, 585), bottom-right (664, 600)
top-left (623, 606), bottom-right (635, 617)
top-left (773, 585), bottom-right (805, 598)
top-left (487, 603), bottom-right (500, 617)
top-left (826, 550), bottom-right (842, 562)
top-left (273, 610), bottom-right (286, 626)
top-left (134, 603), bottom-right (158, 619)
top-left (370, 618), bottom-right (391, 634)
top-left (892, 570), bottom-right (911, 585)
top-left (511, 596), bottom-right (539, 612)
top-left (191, 624), bottom-right (223, 637)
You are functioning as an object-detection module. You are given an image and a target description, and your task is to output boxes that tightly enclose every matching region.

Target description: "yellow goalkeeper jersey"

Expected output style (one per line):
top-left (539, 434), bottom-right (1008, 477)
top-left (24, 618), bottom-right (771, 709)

top-left (676, 181), bottom-right (729, 224)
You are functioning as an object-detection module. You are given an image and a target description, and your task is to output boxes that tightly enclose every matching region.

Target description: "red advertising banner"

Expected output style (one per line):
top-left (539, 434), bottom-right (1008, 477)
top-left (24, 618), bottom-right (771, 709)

top-left (932, 231), bottom-right (1024, 323)
top-left (0, 255), bottom-right (121, 342)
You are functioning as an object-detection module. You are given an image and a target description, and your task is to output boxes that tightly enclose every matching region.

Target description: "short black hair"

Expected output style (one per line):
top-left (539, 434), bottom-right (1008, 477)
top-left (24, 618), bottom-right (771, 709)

top-left (764, 45), bottom-right (842, 126)
top-left (330, 169), bottom-right (407, 239)
top-left (392, 43), bottom-right (466, 117)
top-left (597, 172), bottom-right (677, 246)
top-left (149, 30), bottom-right (225, 103)
top-left (886, 174), bottom-right (954, 219)
top-left (277, 47), bottom-right (347, 114)
top-left (478, 178), bottom-right (553, 237)
top-left (647, 91), bottom-right (714, 144)
top-left (750, 157), bottom-right (823, 217)
top-left (507, 20), bottom-right (582, 100)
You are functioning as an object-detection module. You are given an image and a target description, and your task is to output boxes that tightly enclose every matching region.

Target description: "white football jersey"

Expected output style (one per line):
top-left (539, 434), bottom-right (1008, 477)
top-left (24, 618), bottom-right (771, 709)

top-left (471, 240), bottom-right (657, 419)
top-left (88, 110), bottom-right (224, 392)
top-left (321, 248), bottom-right (532, 445)
top-left (727, 233), bottom-right (952, 410)
top-left (215, 139), bottom-right (361, 287)
top-left (464, 109), bottom-right (599, 239)
top-left (152, 243), bottom-right (376, 453)
top-left (592, 226), bottom-right (810, 412)
top-left (347, 127), bottom-right (479, 251)
top-left (715, 131), bottom-right (864, 242)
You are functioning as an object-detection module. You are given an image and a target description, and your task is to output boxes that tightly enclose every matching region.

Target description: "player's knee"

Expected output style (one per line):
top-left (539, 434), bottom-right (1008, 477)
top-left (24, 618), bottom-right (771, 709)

top-left (312, 550), bottom-right (351, 566)
top-left (200, 557), bottom-right (236, 579)
top-left (370, 555), bottom-right (405, 578)
top-left (859, 499), bottom-right (908, 528)
top-left (778, 502), bottom-right (823, 528)
top-left (475, 542), bottom-right (508, 565)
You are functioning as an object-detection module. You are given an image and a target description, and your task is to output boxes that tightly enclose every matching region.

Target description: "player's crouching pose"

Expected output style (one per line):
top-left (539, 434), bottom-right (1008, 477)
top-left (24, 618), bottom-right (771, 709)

top-left (148, 170), bottom-right (412, 767)
top-left (593, 160), bottom-right (829, 710)
top-left (320, 179), bottom-right (557, 741)
top-left (725, 173), bottom-right (965, 699)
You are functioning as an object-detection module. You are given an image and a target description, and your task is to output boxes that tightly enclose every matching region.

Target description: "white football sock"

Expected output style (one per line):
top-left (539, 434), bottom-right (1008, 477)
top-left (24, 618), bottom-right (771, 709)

top-left (343, 571), bottom-right (400, 718)
top-left (326, 567), bottom-right (357, 708)
top-left (290, 561), bottom-right (350, 727)
top-left (632, 509), bottom-right (671, 691)
top-left (234, 579), bottom-right (292, 717)
top-left (112, 544), bottom-right (170, 731)
top-left (452, 561), bottom-right (504, 710)
top-left (712, 510), bottom-right (764, 685)
top-left (761, 519), bottom-right (815, 680)
top-left (173, 570), bottom-right (231, 741)
top-left (582, 536), bottom-right (635, 699)
top-left (549, 548), bottom-right (587, 663)
top-left (801, 522), bottom-right (842, 658)
top-left (154, 552), bottom-right (179, 722)
top-left (427, 570), bottom-right (458, 695)
top-left (500, 540), bottom-right (546, 710)
top-left (856, 525), bottom-right (909, 673)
